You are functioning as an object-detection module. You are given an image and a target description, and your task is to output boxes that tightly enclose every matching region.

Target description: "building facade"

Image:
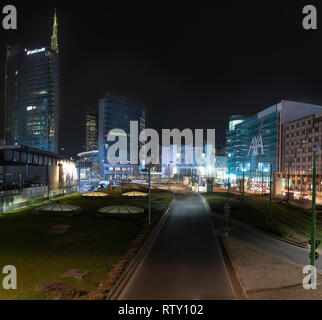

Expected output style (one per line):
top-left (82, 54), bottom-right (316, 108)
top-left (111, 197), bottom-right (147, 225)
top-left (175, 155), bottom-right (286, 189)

top-left (85, 111), bottom-right (98, 151)
top-left (0, 144), bottom-right (78, 212)
top-left (4, 11), bottom-right (59, 153)
top-left (282, 112), bottom-right (322, 193)
top-left (226, 100), bottom-right (322, 192)
top-left (98, 93), bottom-right (146, 180)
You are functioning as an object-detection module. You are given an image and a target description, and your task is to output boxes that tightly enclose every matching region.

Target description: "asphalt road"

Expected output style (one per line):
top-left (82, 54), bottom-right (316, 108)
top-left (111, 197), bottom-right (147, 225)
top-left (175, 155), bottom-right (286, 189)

top-left (118, 192), bottom-right (235, 300)
top-left (212, 211), bottom-right (322, 271)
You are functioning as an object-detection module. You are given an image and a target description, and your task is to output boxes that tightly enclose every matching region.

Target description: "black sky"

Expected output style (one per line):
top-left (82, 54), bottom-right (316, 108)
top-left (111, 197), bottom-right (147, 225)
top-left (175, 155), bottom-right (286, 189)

top-left (1, 1), bottom-right (322, 157)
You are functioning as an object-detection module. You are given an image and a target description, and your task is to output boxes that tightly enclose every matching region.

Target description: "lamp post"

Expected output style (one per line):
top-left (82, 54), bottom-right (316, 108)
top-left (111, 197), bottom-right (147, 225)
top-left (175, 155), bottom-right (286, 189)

top-left (227, 175), bottom-right (230, 201)
top-left (310, 145), bottom-right (317, 268)
top-left (242, 163), bottom-right (245, 201)
top-left (287, 160), bottom-right (290, 203)
top-left (261, 166), bottom-right (264, 197)
top-left (147, 163), bottom-right (151, 226)
top-left (268, 163), bottom-right (272, 218)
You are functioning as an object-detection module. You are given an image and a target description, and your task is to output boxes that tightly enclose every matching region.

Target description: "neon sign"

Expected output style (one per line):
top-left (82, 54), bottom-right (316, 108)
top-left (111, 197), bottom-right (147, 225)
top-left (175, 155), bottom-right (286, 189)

top-left (26, 48), bottom-right (45, 55)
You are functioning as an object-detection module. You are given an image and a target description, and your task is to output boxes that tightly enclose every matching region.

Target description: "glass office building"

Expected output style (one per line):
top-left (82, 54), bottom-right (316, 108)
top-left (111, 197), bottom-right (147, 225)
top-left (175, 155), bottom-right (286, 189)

top-left (226, 100), bottom-right (322, 189)
top-left (4, 11), bottom-right (59, 153)
top-left (98, 93), bottom-right (146, 180)
top-left (85, 111), bottom-right (98, 151)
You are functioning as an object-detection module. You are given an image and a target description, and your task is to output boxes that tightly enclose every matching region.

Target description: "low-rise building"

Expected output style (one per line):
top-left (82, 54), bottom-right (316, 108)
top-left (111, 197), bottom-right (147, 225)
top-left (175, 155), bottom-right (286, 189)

top-left (0, 145), bottom-right (78, 212)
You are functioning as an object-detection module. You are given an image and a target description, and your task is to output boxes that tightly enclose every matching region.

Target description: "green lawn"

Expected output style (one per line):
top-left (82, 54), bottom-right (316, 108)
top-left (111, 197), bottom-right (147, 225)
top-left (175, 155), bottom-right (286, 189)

top-left (204, 192), bottom-right (322, 241)
top-left (0, 187), bottom-right (172, 299)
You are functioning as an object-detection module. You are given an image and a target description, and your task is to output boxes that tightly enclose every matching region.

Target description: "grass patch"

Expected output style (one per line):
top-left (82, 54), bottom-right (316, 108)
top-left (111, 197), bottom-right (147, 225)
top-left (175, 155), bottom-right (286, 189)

top-left (0, 187), bottom-right (172, 299)
top-left (204, 192), bottom-right (289, 238)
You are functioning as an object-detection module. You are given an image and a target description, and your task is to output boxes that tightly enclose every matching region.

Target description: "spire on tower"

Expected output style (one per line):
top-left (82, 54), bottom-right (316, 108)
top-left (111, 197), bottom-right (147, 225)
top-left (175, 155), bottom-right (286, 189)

top-left (51, 8), bottom-right (59, 54)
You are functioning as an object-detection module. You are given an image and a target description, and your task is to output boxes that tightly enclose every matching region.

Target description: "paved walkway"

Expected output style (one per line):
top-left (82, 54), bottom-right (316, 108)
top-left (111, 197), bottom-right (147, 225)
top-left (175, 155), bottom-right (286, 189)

top-left (119, 192), bottom-right (235, 300)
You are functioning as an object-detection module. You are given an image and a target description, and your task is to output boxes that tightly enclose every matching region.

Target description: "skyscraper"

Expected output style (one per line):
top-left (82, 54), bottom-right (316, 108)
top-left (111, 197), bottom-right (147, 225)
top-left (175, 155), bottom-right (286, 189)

top-left (4, 10), bottom-right (59, 153)
top-left (85, 111), bottom-right (98, 151)
top-left (98, 93), bottom-right (146, 180)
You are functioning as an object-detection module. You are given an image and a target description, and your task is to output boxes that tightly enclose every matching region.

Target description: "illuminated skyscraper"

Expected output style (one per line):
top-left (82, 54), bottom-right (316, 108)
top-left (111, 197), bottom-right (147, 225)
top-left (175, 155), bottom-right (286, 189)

top-left (85, 111), bottom-right (98, 151)
top-left (98, 93), bottom-right (146, 179)
top-left (4, 10), bottom-right (59, 153)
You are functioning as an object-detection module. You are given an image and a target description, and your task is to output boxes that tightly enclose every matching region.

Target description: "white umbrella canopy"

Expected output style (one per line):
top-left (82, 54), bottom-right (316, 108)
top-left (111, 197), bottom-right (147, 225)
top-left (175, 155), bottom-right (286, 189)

top-left (38, 201), bottom-right (82, 216)
top-left (82, 191), bottom-right (110, 199)
top-left (121, 191), bottom-right (148, 198)
top-left (97, 205), bottom-right (144, 215)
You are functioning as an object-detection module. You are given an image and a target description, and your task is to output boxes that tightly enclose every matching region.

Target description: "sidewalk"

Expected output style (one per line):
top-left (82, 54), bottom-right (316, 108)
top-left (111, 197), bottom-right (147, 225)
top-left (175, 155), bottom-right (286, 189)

top-left (211, 211), bottom-right (322, 271)
top-left (223, 236), bottom-right (322, 299)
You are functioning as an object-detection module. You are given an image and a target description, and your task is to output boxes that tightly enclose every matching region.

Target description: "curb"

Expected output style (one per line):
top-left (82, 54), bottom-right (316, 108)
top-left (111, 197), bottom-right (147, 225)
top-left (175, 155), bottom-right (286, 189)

top-left (199, 194), bottom-right (242, 300)
top-left (106, 198), bottom-right (176, 300)
top-left (216, 235), bottom-right (248, 300)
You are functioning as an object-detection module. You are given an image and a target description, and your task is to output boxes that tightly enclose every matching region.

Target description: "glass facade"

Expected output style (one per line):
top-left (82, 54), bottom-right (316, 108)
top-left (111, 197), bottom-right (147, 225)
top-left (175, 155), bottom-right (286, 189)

top-left (85, 111), bottom-right (98, 151)
top-left (226, 100), bottom-right (322, 193)
top-left (226, 107), bottom-right (280, 189)
top-left (5, 45), bottom-right (59, 153)
top-left (98, 94), bottom-right (146, 179)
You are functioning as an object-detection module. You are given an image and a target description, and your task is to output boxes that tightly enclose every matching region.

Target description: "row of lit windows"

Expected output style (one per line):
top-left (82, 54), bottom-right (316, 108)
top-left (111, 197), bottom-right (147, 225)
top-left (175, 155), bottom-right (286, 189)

top-left (285, 127), bottom-right (320, 138)
top-left (286, 119), bottom-right (313, 130)
top-left (286, 137), bottom-right (320, 145)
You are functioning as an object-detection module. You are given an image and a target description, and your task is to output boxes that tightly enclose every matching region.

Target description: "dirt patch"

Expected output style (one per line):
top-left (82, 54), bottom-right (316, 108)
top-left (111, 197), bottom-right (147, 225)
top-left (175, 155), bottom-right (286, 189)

top-left (35, 280), bottom-right (77, 300)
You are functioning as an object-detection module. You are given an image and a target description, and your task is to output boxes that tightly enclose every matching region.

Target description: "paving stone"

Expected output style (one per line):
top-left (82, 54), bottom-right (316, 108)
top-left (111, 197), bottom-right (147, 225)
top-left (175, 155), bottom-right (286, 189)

top-left (62, 269), bottom-right (89, 280)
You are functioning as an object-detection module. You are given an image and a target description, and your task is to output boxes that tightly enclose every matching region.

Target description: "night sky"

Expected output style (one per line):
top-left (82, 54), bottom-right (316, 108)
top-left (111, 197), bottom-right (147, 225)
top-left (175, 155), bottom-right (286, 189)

top-left (1, 1), bottom-right (322, 157)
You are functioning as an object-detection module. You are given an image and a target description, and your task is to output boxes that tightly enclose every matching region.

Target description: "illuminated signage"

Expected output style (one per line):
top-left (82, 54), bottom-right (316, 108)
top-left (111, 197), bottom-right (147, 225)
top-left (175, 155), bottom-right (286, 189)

top-left (26, 48), bottom-right (45, 55)
top-left (248, 135), bottom-right (264, 157)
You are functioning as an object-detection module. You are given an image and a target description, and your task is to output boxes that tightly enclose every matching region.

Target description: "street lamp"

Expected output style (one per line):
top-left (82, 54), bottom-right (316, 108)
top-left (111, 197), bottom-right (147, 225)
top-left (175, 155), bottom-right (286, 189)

top-left (268, 163), bottom-right (272, 218)
top-left (148, 163), bottom-right (151, 226)
top-left (242, 162), bottom-right (245, 201)
top-left (309, 145), bottom-right (322, 269)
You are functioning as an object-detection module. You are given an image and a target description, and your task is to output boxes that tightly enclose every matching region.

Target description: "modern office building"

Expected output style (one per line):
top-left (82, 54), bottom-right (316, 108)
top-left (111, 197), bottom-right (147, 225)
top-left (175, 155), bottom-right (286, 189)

top-left (77, 150), bottom-right (100, 180)
top-left (98, 93), bottom-right (146, 180)
top-left (4, 10), bottom-right (59, 153)
top-left (226, 115), bottom-right (247, 177)
top-left (85, 111), bottom-right (98, 151)
top-left (282, 112), bottom-right (322, 194)
top-left (226, 100), bottom-right (322, 192)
